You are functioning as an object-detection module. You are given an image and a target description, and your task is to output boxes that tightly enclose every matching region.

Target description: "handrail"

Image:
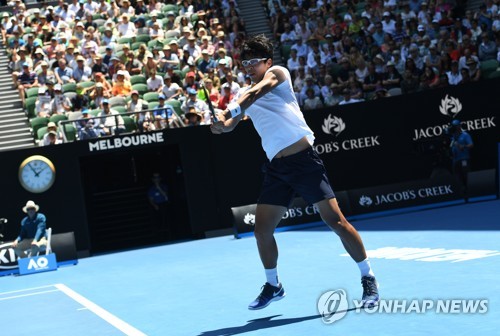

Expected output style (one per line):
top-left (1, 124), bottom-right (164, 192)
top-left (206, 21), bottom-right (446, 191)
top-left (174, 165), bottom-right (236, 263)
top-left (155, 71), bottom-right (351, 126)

top-left (58, 105), bottom-right (187, 142)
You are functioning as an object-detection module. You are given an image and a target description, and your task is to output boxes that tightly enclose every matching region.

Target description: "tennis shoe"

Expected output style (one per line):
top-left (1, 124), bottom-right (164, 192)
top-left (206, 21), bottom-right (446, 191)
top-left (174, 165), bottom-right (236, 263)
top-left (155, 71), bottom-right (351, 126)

top-left (361, 275), bottom-right (380, 308)
top-left (248, 282), bottom-right (286, 310)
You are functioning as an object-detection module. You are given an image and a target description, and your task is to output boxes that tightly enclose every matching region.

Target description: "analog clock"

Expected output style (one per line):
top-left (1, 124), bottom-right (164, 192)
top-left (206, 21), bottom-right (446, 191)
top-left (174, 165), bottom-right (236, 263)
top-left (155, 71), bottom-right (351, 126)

top-left (18, 155), bottom-right (56, 193)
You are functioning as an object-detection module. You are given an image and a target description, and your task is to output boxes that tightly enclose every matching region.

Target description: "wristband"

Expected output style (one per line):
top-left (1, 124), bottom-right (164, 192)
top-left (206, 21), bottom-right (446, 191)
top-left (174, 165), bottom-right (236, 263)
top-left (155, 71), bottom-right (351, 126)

top-left (227, 102), bottom-right (242, 119)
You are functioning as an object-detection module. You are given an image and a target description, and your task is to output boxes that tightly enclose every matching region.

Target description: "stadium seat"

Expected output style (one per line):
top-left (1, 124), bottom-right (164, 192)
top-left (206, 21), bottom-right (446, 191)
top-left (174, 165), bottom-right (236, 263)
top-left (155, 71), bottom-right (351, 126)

top-left (62, 83), bottom-right (77, 93)
top-left (79, 81), bottom-right (95, 89)
top-left (388, 87), bottom-right (402, 96)
top-left (37, 126), bottom-right (48, 140)
top-left (108, 96), bottom-right (126, 107)
top-left (30, 117), bottom-right (49, 136)
top-left (25, 97), bottom-right (37, 118)
top-left (49, 114), bottom-right (68, 125)
top-left (118, 37), bottom-right (132, 45)
top-left (61, 123), bottom-right (77, 142)
top-left (487, 69), bottom-right (500, 79)
top-left (135, 34), bottom-right (151, 43)
top-left (132, 82), bottom-right (148, 93)
top-left (480, 59), bottom-right (499, 79)
top-left (166, 100), bottom-right (183, 116)
top-left (26, 87), bottom-right (39, 98)
top-left (114, 106), bottom-right (128, 114)
top-left (122, 116), bottom-right (137, 132)
top-left (143, 92), bottom-right (159, 103)
top-left (131, 75), bottom-right (147, 86)
top-left (147, 101), bottom-right (159, 109)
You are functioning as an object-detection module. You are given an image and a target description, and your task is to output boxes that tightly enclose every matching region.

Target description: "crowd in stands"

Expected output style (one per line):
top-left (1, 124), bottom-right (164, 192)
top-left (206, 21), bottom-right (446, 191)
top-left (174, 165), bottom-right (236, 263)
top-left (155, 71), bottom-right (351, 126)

top-left (1, 0), bottom-right (500, 145)
top-left (2, 0), bottom-right (247, 144)
top-left (268, 0), bottom-right (500, 109)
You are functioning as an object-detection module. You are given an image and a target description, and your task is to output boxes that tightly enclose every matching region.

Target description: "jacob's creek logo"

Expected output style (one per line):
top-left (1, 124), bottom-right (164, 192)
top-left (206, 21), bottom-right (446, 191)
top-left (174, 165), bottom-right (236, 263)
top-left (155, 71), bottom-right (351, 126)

top-left (439, 95), bottom-right (462, 117)
top-left (242, 205), bottom-right (320, 226)
top-left (0, 242), bottom-right (18, 269)
top-left (412, 95), bottom-right (496, 140)
top-left (243, 213), bottom-right (255, 226)
top-left (316, 115), bottom-right (381, 154)
top-left (359, 185), bottom-right (454, 207)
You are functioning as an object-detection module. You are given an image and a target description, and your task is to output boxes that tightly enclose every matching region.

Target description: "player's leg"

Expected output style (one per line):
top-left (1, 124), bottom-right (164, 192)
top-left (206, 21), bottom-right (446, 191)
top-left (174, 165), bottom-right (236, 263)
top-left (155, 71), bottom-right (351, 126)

top-left (316, 198), bottom-right (367, 262)
top-left (248, 203), bottom-right (288, 310)
top-left (316, 198), bottom-right (380, 307)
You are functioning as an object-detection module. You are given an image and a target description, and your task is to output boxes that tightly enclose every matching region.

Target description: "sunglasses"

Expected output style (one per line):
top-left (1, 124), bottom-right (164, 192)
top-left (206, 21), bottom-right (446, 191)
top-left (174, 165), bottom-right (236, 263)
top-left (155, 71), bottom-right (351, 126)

top-left (241, 58), bottom-right (267, 67)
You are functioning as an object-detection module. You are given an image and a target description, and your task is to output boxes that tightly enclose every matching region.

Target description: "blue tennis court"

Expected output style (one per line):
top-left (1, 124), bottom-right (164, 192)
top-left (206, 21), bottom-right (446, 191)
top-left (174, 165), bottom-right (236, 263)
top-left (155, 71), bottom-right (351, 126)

top-left (1, 199), bottom-right (499, 336)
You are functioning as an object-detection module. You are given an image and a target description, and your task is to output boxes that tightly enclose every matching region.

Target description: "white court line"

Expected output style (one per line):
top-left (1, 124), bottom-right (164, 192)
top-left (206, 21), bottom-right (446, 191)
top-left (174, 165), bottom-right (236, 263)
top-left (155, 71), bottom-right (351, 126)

top-left (0, 289), bottom-right (59, 301)
top-left (55, 284), bottom-right (146, 336)
top-left (0, 284), bottom-right (57, 296)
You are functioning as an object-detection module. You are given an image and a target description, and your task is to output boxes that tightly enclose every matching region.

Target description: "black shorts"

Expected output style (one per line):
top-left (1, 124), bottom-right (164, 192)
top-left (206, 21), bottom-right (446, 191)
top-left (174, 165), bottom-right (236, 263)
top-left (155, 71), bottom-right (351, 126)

top-left (258, 147), bottom-right (336, 207)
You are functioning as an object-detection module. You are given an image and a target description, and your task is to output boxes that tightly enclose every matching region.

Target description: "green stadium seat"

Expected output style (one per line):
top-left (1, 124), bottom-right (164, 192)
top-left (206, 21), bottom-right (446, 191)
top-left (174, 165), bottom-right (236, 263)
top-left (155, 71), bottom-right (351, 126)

top-left (49, 114), bottom-right (68, 125)
top-left (37, 126), bottom-right (48, 140)
top-left (122, 116), bottom-right (137, 132)
top-left (143, 92), bottom-right (159, 103)
top-left (26, 87), bottom-right (39, 98)
top-left (61, 123), bottom-right (77, 142)
top-left (25, 97), bottom-right (38, 119)
top-left (30, 117), bottom-right (49, 136)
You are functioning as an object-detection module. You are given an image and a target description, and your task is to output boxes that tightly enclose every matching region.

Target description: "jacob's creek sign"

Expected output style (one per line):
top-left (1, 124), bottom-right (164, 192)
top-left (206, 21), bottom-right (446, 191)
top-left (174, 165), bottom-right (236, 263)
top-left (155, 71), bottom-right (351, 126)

top-left (88, 132), bottom-right (164, 152)
top-left (314, 114), bottom-right (382, 154)
top-left (348, 176), bottom-right (463, 214)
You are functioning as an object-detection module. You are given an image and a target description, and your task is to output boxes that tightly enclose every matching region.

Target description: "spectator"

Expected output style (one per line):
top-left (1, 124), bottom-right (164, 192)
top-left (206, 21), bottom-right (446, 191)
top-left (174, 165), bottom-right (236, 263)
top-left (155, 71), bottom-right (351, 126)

top-left (465, 58), bottom-right (481, 81)
top-left (217, 82), bottom-right (233, 110)
top-left (198, 78), bottom-right (219, 105)
top-left (71, 84), bottom-right (91, 112)
top-left (40, 121), bottom-right (63, 145)
top-left (54, 59), bottom-right (74, 84)
top-left (88, 82), bottom-right (109, 109)
top-left (98, 99), bottom-right (125, 135)
top-left (419, 66), bottom-right (440, 90)
top-left (127, 91), bottom-right (152, 132)
top-left (478, 32), bottom-right (497, 60)
top-left (35, 86), bottom-right (52, 118)
top-left (49, 84), bottom-right (72, 115)
top-left (153, 94), bottom-right (175, 129)
top-left (111, 70), bottom-right (132, 97)
top-left (185, 108), bottom-right (202, 127)
top-left (181, 87), bottom-right (209, 118)
top-left (17, 62), bottom-right (38, 107)
top-left (303, 87), bottom-right (324, 110)
top-left (125, 51), bottom-right (143, 76)
top-left (447, 60), bottom-right (463, 85)
top-left (339, 88), bottom-right (363, 105)
top-left (117, 13), bottom-right (136, 37)
top-left (72, 55), bottom-right (92, 82)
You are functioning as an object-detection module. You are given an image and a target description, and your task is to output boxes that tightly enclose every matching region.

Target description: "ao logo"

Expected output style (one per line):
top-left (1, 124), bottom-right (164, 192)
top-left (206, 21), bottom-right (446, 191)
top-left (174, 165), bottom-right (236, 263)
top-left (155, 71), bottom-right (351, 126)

top-left (359, 195), bottom-right (373, 207)
top-left (28, 256), bottom-right (49, 270)
top-left (439, 95), bottom-right (462, 117)
top-left (243, 213), bottom-right (255, 226)
top-left (317, 289), bottom-right (349, 324)
top-left (322, 115), bottom-right (346, 136)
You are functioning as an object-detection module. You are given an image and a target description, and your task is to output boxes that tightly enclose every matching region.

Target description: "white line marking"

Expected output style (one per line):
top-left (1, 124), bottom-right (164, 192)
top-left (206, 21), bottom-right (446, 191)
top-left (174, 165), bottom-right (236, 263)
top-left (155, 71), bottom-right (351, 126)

top-left (0, 289), bottom-right (59, 301)
top-left (0, 284), bottom-right (57, 296)
top-left (55, 284), bottom-right (146, 336)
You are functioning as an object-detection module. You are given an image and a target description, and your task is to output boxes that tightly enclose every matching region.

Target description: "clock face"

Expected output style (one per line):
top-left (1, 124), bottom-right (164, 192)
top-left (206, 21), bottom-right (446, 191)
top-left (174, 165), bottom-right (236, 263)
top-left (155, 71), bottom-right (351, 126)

top-left (19, 155), bottom-right (56, 193)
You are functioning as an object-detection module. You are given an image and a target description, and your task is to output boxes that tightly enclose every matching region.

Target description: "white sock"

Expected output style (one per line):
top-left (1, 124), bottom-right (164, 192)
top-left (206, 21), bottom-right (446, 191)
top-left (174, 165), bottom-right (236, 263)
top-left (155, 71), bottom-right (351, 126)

top-left (265, 267), bottom-right (279, 287)
top-left (357, 258), bottom-right (375, 278)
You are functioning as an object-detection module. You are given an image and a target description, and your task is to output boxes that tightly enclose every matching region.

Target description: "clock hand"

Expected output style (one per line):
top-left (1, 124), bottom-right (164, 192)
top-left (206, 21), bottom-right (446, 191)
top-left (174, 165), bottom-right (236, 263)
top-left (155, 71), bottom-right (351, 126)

top-left (28, 163), bottom-right (40, 177)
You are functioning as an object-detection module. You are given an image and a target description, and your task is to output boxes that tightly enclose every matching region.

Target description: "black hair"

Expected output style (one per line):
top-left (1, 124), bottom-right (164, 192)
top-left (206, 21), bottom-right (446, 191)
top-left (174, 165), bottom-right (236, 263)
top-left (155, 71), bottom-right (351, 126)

top-left (241, 34), bottom-right (273, 60)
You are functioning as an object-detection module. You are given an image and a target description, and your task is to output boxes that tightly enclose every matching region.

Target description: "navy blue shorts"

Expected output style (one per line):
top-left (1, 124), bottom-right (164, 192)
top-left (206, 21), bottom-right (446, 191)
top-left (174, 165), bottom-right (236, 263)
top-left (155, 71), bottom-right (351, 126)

top-left (258, 147), bottom-right (336, 207)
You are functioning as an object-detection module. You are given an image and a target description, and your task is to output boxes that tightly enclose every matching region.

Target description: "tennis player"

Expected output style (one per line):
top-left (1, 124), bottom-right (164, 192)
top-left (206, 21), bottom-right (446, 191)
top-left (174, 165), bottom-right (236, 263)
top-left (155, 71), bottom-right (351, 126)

top-left (210, 34), bottom-right (379, 310)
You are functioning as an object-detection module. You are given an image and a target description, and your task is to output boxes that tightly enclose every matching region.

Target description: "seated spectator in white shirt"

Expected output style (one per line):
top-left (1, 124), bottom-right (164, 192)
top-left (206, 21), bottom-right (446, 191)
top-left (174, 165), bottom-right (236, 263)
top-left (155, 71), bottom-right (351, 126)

top-left (147, 69), bottom-right (164, 92)
top-left (35, 86), bottom-right (52, 118)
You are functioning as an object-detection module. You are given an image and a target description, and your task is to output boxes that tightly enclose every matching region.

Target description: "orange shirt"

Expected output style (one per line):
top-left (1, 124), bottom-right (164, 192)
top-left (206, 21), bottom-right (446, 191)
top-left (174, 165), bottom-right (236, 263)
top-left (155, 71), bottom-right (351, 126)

top-left (111, 80), bottom-right (132, 96)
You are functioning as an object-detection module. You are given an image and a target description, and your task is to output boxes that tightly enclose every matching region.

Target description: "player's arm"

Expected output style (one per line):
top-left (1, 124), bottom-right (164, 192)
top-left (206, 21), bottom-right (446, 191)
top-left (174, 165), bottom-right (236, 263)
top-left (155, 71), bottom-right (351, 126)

top-left (211, 68), bottom-right (286, 135)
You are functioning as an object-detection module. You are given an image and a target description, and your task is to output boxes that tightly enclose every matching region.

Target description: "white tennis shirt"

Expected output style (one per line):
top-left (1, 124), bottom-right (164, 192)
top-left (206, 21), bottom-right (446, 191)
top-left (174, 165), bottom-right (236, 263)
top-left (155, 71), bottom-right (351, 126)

top-left (244, 65), bottom-right (315, 160)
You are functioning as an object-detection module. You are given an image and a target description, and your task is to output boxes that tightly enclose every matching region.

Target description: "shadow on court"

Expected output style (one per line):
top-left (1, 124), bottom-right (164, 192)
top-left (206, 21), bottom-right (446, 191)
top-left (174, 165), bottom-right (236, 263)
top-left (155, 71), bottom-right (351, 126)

top-left (197, 308), bottom-right (358, 336)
